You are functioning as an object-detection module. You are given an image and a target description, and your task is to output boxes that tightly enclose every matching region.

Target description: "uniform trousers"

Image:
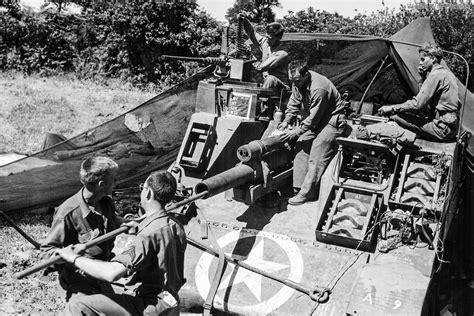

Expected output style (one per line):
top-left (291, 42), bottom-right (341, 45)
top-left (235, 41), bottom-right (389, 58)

top-left (293, 120), bottom-right (347, 197)
top-left (391, 112), bottom-right (456, 142)
top-left (66, 292), bottom-right (179, 316)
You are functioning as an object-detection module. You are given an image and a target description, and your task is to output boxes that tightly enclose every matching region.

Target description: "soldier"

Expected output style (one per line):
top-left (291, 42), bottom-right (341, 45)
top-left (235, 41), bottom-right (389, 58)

top-left (41, 156), bottom-right (122, 301)
top-left (238, 14), bottom-right (289, 89)
top-left (279, 60), bottom-right (349, 205)
top-left (55, 171), bottom-right (187, 316)
top-left (378, 43), bottom-right (460, 141)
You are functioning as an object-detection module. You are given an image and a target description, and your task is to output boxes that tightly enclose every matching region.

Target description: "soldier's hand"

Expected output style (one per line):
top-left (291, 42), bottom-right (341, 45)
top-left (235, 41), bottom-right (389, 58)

top-left (279, 129), bottom-right (300, 142)
top-left (72, 243), bottom-right (87, 255)
top-left (378, 105), bottom-right (394, 116)
top-left (54, 245), bottom-right (78, 264)
top-left (121, 221), bottom-right (139, 235)
top-left (277, 121), bottom-right (288, 130)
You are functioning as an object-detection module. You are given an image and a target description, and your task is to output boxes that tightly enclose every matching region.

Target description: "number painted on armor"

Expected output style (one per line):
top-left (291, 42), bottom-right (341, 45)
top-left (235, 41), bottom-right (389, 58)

top-left (393, 300), bottom-right (402, 310)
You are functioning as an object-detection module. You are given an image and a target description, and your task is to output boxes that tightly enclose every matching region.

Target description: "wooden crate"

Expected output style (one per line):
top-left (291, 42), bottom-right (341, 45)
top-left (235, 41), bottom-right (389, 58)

top-left (388, 151), bottom-right (450, 216)
top-left (316, 184), bottom-right (383, 252)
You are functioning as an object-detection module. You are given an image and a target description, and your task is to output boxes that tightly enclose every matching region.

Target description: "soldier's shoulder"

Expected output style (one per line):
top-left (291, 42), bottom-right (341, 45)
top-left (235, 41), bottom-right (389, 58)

top-left (54, 193), bottom-right (81, 218)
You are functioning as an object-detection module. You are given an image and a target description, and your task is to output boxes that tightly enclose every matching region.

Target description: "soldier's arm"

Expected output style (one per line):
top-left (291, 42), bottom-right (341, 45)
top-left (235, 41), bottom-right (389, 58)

top-left (238, 14), bottom-right (260, 48)
top-left (300, 89), bottom-right (329, 133)
top-left (393, 73), bottom-right (439, 113)
top-left (56, 245), bottom-right (127, 283)
top-left (256, 50), bottom-right (288, 72)
top-left (41, 214), bottom-right (70, 258)
top-left (283, 85), bottom-right (302, 125)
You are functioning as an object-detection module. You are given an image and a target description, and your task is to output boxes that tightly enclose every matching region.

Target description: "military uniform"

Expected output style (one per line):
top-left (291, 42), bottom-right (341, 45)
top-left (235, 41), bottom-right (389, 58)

top-left (390, 64), bottom-right (460, 141)
top-left (284, 70), bottom-right (348, 197)
top-left (41, 188), bottom-right (119, 301)
top-left (253, 33), bottom-right (289, 89)
top-left (66, 212), bottom-right (187, 316)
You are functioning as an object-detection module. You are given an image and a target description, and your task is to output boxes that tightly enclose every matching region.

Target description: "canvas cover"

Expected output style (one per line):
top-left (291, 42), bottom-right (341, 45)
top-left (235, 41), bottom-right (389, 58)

top-left (0, 18), bottom-right (472, 213)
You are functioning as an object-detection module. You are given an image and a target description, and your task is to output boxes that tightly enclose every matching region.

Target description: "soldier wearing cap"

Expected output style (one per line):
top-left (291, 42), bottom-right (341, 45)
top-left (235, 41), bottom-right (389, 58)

top-left (238, 14), bottom-right (289, 89)
top-left (378, 43), bottom-right (461, 141)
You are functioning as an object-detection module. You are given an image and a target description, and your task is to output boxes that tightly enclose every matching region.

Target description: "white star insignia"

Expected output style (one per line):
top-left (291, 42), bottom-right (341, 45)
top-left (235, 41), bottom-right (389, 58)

top-left (217, 238), bottom-right (289, 302)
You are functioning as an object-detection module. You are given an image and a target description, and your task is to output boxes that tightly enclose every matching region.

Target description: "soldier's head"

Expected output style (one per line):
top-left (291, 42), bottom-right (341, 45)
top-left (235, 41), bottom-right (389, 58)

top-left (80, 156), bottom-right (119, 196)
top-left (265, 22), bottom-right (284, 47)
top-left (288, 60), bottom-right (311, 90)
top-left (418, 43), bottom-right (443, 72)
top-left (141, 171), bottom-right (177, 208)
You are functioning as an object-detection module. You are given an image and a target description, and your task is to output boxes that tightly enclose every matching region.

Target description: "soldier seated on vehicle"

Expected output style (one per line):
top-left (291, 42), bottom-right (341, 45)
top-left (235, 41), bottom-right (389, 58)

top-left (55, 171), bottom-right (187, 316)
top-left (378, 43), bottom-right (460, 142)
top-left (238, 13), bottom-right (289, 90)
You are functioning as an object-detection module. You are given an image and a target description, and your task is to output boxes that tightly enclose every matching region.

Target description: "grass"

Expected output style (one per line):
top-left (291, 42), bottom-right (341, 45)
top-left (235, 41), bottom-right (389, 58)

top-left (0, 212), bottom-right (65, 314)
top-left (0, 71), bottom-right (159, 314)
top-left (0, 72), bottom-right (156, 154)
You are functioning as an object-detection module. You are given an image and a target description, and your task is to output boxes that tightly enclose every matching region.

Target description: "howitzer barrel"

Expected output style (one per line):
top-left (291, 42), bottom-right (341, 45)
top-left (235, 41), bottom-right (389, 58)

top-left (195, 149), bottom-right (292, 199)
top-left (161, 55), bottom-right (224, 64)
top-left (236, 135), bottom-right (285, 162)
top-left (195, 164), bottom-right (255, 198)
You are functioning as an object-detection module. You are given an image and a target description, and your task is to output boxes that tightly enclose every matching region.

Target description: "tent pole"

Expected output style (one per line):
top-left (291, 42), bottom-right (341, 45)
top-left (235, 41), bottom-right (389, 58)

top-left (356, 55), bottom-right (390, 115)
top-left (0, 211), bottom-right (41, 249)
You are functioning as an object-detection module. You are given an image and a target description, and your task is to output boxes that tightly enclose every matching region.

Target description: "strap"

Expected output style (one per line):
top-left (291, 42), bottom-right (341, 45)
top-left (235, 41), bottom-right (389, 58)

top-left (196, 208), bottom-right (226, 316)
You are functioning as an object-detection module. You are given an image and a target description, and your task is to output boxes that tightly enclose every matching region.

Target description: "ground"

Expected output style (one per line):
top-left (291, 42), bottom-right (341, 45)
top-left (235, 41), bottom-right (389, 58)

top-left (0, 212), bottom-right (65, 314)
top-left (0, 71), bottom-right (158, 314)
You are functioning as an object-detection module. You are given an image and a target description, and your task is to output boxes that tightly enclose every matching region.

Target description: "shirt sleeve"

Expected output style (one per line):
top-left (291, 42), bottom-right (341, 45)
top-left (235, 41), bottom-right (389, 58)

top-left (112, 234), bottom-right (154, 277)
top-left (40, 213), bottom-right (74, 271)
top-left (284, 85), bottom-right (302, 124)
top-left (258, 50), bottom-right (288, 72)
top-left (394, 72), bottom-right (441, 113)
top-left (41, 214), bottom-right (69, 259)
top-left (254, 33), bottom-right (264, 51)
top-left (300, 88), bottom-right (329, 133)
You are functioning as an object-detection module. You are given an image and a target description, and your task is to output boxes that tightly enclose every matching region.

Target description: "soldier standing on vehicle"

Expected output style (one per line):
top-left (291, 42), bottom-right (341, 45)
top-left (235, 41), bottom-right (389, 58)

top-left (279, 60), bottom-right (349, 205)
top-left (238, 14), bottom-right (289, 89)
top-left (378, 43), bottom-right (460, 141)
top-left (55, 171), bottom-right (187, 316)
top-left (41, 156), bottom-right (122, 301)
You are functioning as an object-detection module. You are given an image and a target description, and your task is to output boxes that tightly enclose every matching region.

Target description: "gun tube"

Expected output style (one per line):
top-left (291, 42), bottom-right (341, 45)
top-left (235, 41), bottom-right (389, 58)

top-left (195, 164), bottom-right (256, 198)
top-left (195, 149), bottom-right (292, 199)
top-left (237, 135), bottom-right (285, 162)
top-left (161, 55), bottom-right (223, 64)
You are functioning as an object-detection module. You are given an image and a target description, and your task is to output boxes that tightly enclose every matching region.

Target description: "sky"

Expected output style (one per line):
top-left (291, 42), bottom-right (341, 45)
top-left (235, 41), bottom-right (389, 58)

top-left (197, 0), bottom-right (415, 21)
top-left (20, 0), bottom-right (415, 20)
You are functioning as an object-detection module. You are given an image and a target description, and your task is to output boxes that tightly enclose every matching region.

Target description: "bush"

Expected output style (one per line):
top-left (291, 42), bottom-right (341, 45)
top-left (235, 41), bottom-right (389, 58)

top-left (0, 2), bottom-right (471, 89)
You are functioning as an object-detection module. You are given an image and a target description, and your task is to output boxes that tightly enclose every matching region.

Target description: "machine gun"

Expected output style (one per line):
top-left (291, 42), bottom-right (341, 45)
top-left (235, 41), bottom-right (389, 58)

top-left (194, 135), bottom-right (292, 204)
top-left (161, 23), bottom-right (255, 82)
top-left (161, 54), bottom-right (254, 82)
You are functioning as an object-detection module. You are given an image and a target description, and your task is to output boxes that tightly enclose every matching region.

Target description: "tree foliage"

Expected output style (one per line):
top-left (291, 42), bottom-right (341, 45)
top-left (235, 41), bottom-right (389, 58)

top-left (0, 2), bottom-right (471, 89)
top-left (0, 1), bottom-right (222, 85)
top-left (226, 0), bottom-right (280, 24)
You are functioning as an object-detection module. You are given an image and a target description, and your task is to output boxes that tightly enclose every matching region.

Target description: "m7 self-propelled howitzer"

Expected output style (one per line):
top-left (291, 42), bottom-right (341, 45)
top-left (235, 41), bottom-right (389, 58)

top-left (159, 20), bottom-right (473, 316)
